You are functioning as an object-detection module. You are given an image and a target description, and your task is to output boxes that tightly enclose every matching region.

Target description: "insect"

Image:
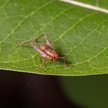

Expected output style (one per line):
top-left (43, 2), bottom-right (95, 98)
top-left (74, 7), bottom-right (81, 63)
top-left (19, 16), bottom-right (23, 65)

top-left (17, 34), bottom-right (68, 68)
top-left (17, 34), bottom-right (68, 67)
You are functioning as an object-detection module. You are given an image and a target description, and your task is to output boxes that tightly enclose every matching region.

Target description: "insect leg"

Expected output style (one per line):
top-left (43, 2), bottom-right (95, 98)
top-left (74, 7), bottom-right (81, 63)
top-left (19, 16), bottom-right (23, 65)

top-left (39, 57), bottom-right (46, 67)
top-left (30, 42), bottom-right (47, 58)
top-left (58, 57), bottom-right (68, 68)
top-left (33, 34), bottom-right (53, 48)
top-left (33, 34), bottom-right (45, 46)
top-left (43, 34), bottom-right (53, 48)
top-left (33, 34), bottom-right (44, 42)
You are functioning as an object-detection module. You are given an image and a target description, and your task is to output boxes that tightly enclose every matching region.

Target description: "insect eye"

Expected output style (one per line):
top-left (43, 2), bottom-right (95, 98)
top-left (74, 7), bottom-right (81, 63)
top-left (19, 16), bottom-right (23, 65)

top-left (53, 56), bottom-right (57, 59)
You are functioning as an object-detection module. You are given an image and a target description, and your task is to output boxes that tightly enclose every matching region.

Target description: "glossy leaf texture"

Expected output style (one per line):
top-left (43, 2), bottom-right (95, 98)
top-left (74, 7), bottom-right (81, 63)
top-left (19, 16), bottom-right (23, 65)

top-left (0, 0), bottom-right (108, 76)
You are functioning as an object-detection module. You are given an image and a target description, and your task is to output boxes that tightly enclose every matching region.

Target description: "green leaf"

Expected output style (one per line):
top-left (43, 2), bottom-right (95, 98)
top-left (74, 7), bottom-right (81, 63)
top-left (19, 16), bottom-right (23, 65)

top-left (0, 0), bottom-right (108, 76)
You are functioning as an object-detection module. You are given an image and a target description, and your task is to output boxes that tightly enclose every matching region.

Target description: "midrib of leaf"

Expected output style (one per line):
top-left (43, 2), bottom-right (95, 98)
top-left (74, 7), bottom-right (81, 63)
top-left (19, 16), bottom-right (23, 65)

top-left (61, 0), bottom-right (108, 14)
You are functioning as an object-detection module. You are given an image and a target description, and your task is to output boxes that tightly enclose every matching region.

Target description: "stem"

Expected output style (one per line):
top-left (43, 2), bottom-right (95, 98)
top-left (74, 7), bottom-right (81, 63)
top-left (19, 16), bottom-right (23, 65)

top-left (60, 0), bottom-right (108, 14)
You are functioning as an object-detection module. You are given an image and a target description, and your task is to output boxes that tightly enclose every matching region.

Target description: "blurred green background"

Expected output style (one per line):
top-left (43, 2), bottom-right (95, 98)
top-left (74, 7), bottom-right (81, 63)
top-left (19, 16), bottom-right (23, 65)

top-left (60, 75), bottom-right (108, 108)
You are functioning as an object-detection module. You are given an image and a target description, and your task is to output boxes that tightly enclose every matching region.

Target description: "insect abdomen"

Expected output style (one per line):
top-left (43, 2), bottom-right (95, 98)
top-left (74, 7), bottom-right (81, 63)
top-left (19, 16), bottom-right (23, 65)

top-left (40, 44), bottom-right (58, 60)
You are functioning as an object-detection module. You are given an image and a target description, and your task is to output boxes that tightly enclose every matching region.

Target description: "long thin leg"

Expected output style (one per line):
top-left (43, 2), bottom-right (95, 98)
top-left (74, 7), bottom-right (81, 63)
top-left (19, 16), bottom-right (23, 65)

top-left (30, 42), bottom-right (47, 58)
top-left (43, 34), bottom-right (53, 48)
top-left (34, 34), bottom-right (44, 46)
top-left (16, 34), bottom-right (43, 47)
top-left (58, 57), bottom-right (68, 68)
top-left (35, 34), bottom-right (53, 49)
top-left (16, 39), bottom-right (33, 47)
top-left (16, 34), bottom-right (53, 48)
top-left (16, 35), bottom-right (47, 58)
top-left (35, 34), bottom-right (53, 48)
top-left (39, 57), bottom-right (47, 67)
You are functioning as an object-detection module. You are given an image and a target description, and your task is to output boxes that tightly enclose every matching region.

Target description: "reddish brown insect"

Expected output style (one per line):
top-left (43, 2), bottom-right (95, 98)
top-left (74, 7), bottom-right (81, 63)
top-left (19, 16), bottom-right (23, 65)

top-left (17, 34), bottom-right (59, 62)
top-left (30, 34), bottom-right (59, 61)
top-left (17, 34), bottom-right (69, 68)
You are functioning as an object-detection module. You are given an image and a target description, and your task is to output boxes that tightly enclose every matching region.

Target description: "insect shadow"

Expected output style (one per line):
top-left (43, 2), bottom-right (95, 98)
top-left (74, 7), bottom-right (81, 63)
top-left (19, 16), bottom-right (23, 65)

top-left (55, 44), bottom-right (72, 67)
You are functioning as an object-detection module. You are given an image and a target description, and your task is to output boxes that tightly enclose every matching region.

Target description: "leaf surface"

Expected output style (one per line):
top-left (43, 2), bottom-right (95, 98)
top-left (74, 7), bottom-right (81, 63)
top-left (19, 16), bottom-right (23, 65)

top-left (0, 0), bottom-right (108, 76)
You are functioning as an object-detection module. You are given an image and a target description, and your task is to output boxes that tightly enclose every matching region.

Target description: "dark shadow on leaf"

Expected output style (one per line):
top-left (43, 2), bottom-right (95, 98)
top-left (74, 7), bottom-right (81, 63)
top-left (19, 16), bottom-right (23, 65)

top-left (55, 45), bottom-right (72, 66)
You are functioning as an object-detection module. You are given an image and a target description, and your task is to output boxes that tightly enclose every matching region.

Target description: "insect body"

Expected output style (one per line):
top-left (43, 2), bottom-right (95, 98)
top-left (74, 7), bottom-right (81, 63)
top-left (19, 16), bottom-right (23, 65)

top-left (19, 34), bottom-right (59, 61)
top-left (39, 44), bottom-right (59, 61)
